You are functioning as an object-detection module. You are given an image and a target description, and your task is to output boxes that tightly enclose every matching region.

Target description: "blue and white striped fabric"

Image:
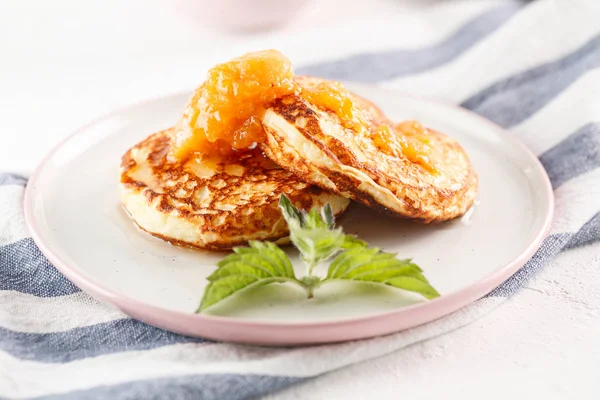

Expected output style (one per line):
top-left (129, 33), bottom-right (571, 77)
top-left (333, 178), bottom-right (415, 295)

top-left (2, 0), bottom-right (600, 398)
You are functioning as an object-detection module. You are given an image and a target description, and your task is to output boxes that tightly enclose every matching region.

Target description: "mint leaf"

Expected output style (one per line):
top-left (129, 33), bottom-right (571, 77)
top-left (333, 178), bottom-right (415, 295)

top-left (303, 204), bottom-right (335, 230)
top-left (279, 194), bottom-right (345, 272)
top-left (198, 240), bottom-right (300, 311)
top-left (290, 226), bottom-right (344, 268)
top-left (322, 203), bottom-right (335, 229)
top-left (341, 234), bottom-right (368, 250)
top-left (326, 247), bottom-right (440, 299)
top-left (279, 194), bottom-right (304, 227)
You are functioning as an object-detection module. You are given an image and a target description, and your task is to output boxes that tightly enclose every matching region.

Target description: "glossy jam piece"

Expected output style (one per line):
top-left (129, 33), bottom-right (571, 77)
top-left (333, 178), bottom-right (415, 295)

top-left (371, 121), bottom-right (436, 173)
top-left (173, 50), bottom-right (296, 159)
top-left (395, 121), bottom-right (436, 173)
top-left (372, 125), bottom-right (400, 156)
top-left (299, 80), bottom-right (364, 130)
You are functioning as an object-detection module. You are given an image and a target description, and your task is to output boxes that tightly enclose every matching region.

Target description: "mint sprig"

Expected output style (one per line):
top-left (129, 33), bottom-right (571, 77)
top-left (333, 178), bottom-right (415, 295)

top-left (197, 195), bottom-right (439, 312)
top-left (279, 195), bottom-right (344, 275)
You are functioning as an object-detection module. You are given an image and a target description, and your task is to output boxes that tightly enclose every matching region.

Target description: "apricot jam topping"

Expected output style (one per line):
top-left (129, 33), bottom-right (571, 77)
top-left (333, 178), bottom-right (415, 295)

top-left (172, 50), bottom-right (435, 172)
top-left (394, 121), bottom-right (436, 172)
top-left (173, 50), bottom-right (296, 159)
top-left (298, 80), bottom-right (365, 131)
top-left (371, 121), bottom-right (436, 173)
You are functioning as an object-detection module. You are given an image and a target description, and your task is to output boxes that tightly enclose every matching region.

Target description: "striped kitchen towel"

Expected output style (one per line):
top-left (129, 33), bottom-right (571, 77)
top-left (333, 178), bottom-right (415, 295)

top-left (1, 0), bottom-right (599, 398)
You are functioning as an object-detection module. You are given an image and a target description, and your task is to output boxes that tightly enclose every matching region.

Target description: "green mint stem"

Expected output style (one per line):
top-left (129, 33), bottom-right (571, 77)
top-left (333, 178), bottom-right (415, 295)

top-left (307, 260), bottom-right (317, 276)
top-left (300, 275), bottom-right (322, 299)
top-left (296, 278), bottom-right (315, 299)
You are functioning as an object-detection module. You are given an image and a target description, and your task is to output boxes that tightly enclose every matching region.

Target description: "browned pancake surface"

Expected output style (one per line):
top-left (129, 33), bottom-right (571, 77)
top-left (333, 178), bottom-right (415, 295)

top-left (261, 77), bottom-right (478, 223)
top-left (120, 127), bottom-right (349, 249)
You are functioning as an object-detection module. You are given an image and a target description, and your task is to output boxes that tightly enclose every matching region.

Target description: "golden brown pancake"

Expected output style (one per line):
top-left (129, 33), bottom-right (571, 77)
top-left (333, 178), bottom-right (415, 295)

top-left (261, 77), bottom-right (478, 223)
top-left (120, 127), bottom-right (350, 250)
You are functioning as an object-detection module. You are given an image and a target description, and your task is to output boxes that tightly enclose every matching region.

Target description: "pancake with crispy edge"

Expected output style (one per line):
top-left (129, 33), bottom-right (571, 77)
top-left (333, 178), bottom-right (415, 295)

top-left (120, 127), bottom-right (350, 250)
top-left (261, 77), bottom-right (478, 223)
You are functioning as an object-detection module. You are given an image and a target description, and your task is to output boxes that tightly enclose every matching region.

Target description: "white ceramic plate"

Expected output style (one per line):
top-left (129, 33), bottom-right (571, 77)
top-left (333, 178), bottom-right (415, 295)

top-left (25, 85), bottom-right (553, 345)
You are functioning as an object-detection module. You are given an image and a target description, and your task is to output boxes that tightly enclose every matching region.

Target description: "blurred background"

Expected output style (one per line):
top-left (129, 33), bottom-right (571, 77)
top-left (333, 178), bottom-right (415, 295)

top-left (0, 0), bottom-right (511, 173)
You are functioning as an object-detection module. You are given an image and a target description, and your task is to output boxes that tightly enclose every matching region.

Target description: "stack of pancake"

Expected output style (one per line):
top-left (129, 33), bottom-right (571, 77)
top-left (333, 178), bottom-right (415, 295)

top-left (120, 52), bottom-right (477, 250)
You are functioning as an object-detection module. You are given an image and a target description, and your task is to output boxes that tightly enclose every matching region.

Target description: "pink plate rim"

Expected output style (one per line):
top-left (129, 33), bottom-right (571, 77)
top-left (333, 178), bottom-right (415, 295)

top-left (23, 90), bottom-right (554, 346)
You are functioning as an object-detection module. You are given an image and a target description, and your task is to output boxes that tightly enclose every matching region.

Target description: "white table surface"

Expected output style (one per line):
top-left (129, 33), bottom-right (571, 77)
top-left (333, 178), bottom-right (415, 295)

top-left (2, 0), bottom-right (598, 398)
